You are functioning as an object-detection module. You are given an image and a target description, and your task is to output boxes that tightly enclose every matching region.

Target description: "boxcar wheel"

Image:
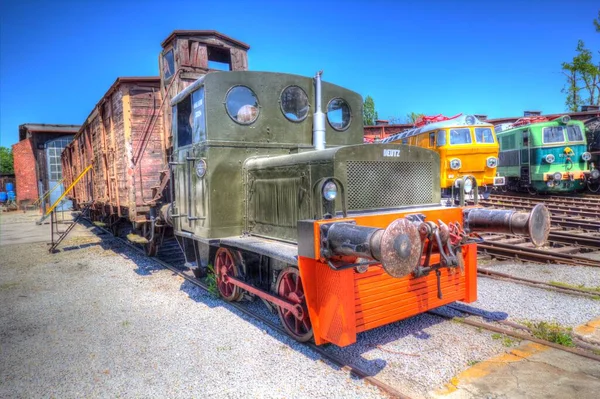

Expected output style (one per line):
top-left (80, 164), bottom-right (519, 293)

top-left (214, 247), bottom-right (241, 302)
top-left (276, 267), bottom-right (313, 342)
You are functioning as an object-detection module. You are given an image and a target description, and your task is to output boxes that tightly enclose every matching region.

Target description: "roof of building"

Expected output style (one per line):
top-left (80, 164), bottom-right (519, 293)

top-left (18, 124), bottom-right (81, 141)
top-left (161, 30), bottom-right (250, 50)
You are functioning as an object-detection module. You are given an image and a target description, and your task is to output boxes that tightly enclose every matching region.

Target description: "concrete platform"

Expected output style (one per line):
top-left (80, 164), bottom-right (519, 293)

top-left (432, 341), bottom-right (600, 398)
top-left (0, 210), bottom-right (94, 246)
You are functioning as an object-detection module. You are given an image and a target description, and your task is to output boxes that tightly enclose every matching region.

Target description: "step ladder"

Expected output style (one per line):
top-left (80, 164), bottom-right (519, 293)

top-left (48, 203), bottom-right (92, 253)
top-left (37, 164), bottom-right (92, 225)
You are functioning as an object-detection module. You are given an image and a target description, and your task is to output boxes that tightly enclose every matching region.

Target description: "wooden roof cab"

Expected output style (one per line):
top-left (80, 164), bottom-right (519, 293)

top-left (159, 30), bottom-right (250, 148)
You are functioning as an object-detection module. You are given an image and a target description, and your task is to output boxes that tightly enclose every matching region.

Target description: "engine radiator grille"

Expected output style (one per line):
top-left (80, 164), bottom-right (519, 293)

top-left (346, 160), bottom-right (435, 210)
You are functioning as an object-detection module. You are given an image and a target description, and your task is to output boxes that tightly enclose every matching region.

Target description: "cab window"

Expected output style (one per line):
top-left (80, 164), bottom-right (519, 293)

top-left (429, 132), bottom-right (435, 147)
top-left (542, 127), bottom-right (565, 144)
top-left (327, 98), bottom-right (351, 131)
top-left (192, 87), bottom-right (206, 143)
top-left (449, 128), bottom-right (471, 145)
top-left (475, 127), bottom-right (495, 143)
top-left (566, 125), bottom-right (584, 142)
top-left (437, 130), bottom-right (447, 146)
top-left (176, 96), bottom-right (192, 148)
top-left (226, 85), bottom-right (259, 124)
top-left (163, 49), bottom-right (175, 81)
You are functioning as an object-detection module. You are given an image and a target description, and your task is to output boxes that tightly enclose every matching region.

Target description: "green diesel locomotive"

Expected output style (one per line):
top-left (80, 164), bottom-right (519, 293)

top-left (496, 116), bottom-right (594, 193)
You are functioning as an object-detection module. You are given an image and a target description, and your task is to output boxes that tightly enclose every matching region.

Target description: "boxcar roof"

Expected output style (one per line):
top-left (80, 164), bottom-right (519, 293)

top-left (18, 124), bottom-right (81, 141)
top-left (161, 30), bottom-right (250, 50)
top-left (72, 76), bottom-right (161, 140)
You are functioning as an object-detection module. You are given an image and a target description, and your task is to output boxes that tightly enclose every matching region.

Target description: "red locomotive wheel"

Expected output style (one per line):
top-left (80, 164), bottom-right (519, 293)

top-left (214, 248), bottom-right (241, 301)
top-left (276, 267), bottom-right (313, 342)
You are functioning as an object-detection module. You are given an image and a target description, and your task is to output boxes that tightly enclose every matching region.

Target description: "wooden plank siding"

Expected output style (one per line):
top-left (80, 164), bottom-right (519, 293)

top-left (62, 77), bottom-right (164, 222)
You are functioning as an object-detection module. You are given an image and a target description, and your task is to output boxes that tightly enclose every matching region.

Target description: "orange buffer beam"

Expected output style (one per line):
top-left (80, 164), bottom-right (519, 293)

top-left (297, 207), bottom-right (477, 347)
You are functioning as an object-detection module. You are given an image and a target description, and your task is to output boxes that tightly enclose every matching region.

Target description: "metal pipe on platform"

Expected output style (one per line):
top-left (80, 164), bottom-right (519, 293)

top-left (463, 203), bottom-right (550, 247)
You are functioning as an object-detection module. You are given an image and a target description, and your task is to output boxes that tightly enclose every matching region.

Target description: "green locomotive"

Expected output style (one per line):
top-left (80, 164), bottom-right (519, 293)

top-left (166, 69), bottom-right (549, 345)
top-left (496, 116), bottom-right (593, 193)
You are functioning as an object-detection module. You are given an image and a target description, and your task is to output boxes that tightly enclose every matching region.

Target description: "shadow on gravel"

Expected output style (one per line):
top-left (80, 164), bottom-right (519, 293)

top-left (447, 302), bottom-right (509, 322)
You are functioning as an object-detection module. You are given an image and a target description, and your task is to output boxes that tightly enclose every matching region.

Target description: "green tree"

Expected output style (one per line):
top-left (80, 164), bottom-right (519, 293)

top-left (362, 96), bottom-right (378, 126)
top-left (561, 15), bottom-right (600, 110)
top-left (405, 112), bottom-right (425, 124)
top-left (0, 146), bottom-right (14, 174)
top-left (562, 40), bottom-right (599, 110)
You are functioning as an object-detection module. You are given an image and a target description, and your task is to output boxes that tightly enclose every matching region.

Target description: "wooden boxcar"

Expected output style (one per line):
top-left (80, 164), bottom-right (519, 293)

top-left (62, 77), bottom-right (166, 231)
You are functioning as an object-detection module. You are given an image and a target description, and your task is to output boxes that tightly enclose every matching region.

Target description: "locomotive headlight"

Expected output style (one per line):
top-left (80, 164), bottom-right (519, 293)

top-left (195, 159), bottom-right (207, 178)
top-left (450, 158), bottom-right (461, 170)
top-left (545, 154), bottom-right (555, 164)
top-left (582, 152), bottom-right (592, 161)
top-left (553, 172), bottom-right (563, 181)
top-left (463, 178), bottom-right (473, 193)
top-left (322, 180), bottom-right (338, 201)
top-left (486, 157), bottom-right (498, 168)
top-left (592, 169), bottom-right (600, 179)
top-left (465, 115), bottom-right (476, 125)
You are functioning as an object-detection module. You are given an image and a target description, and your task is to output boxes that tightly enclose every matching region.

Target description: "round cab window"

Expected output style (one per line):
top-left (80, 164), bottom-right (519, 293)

top-left (326, 98), bottom-right (351, 131)
top-left (280, 86), bottom-right (309, 122)
top-left (226, 86), bottom-right (259, 124)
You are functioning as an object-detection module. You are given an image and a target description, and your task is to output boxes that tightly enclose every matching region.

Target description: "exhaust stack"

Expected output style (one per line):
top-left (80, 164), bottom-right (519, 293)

top-left (313, 71), bottom-right (326, 150)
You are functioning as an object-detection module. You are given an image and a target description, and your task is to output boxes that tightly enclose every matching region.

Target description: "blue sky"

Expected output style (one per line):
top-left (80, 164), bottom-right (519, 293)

top-left (1, 0), bottom-right (598, 147)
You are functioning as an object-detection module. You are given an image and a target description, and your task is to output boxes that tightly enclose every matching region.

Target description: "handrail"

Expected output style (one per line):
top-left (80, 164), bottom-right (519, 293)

top-left (38, 164), bottom-right (93, 223)
top-left (33, 178), bottom-right (65, 207)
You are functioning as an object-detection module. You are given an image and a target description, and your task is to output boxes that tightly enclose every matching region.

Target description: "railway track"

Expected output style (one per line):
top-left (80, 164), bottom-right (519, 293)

top-left (434, 304), bottom-right (600, 361)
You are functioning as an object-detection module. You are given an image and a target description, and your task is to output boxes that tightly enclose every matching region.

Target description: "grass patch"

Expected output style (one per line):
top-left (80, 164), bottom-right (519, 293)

top-left (524, 321), bottom-right (575, 347)
top-left (467, 360), bottom-right (480, 366)
top-left (205, 264), bottom-right (218, 297)
top-left (0, 282), bottom-right (19, 290)
top-left (491, 333), bottom-right (518, 347)
top-left (549, 281), bottom-right (600, 294)
top-left (122, 320), bottom-right (130, 327)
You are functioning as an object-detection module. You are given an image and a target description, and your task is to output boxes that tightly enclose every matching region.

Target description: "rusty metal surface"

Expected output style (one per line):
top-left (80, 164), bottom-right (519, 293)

top-left (379, 218), bottom-right (422, 278)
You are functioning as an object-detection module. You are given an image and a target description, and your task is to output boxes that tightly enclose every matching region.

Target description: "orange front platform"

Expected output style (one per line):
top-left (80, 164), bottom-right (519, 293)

top-left (297, 208), bottom-right (478, 347)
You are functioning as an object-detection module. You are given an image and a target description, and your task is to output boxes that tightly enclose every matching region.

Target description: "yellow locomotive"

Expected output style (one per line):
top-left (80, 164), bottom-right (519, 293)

top-left (381, 114), bottom-right (505, 203)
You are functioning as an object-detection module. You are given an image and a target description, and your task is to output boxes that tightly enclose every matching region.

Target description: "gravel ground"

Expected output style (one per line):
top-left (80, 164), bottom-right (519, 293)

top-left (480, 260), bottom-right (600, 289)
top-left (0, 231), bottom-right (385, 399)
top-left (459, 277), bottom-right (600, 327)
top-left (5, 211), bottom-right (595, 399)
top-left (322, 314), bottom-right (509, 399)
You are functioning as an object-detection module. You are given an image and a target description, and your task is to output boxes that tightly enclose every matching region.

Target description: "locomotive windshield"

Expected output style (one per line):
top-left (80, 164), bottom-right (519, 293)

top-left (542, 127), bottom-right (565, 144)
top-left (566, 125), bottom-right (584, 142)
top-left (475, 127), bottom-right (495, 143)
top-left (449, 128), bottom-right (471, 145)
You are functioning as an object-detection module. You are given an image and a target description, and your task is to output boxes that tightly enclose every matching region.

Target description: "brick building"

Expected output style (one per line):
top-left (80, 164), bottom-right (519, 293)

top-left (12, 124), bottom-right (79, 208)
